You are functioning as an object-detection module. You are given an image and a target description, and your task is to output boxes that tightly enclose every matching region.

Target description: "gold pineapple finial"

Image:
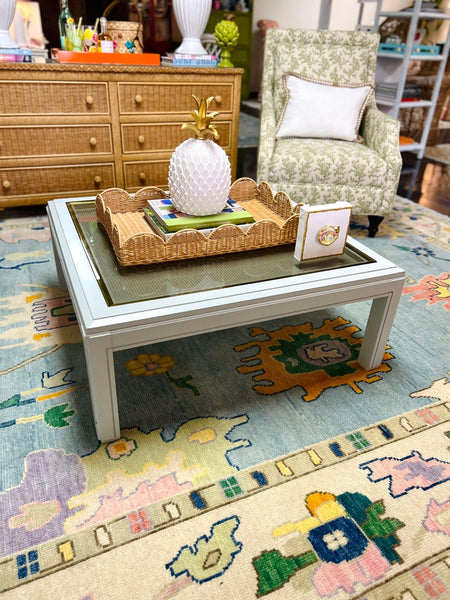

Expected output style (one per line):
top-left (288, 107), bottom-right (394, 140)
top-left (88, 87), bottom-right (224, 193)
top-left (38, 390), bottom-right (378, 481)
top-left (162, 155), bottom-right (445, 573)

top-left (182, 95), bottom-right (220, 140)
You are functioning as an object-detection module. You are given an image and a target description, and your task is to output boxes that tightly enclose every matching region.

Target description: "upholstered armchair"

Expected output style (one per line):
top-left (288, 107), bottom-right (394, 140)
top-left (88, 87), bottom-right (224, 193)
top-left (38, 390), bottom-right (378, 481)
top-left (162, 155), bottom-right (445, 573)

top-left (257, 29), bottom-right (402, 237)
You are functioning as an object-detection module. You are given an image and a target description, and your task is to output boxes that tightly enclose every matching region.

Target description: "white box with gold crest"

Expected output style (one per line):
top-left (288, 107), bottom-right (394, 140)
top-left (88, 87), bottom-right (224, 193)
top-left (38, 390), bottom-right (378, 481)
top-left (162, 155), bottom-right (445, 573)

top-left (294, 201), bottom-right (353, 262)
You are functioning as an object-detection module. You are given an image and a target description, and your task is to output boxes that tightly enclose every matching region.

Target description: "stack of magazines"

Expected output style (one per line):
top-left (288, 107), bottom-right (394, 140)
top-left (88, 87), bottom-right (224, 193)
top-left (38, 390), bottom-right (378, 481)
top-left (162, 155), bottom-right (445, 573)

top-left (143, 197), bottom-right (255, 240)
top-left (376, 82), bottom-right (422, 101)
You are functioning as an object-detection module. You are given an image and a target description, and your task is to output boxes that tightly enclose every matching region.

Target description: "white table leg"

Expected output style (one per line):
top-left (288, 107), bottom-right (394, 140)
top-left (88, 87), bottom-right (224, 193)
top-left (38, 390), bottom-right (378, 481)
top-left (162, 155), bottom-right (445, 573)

top-left (84, 333), bottom-right (120, 442)
top-left (48, 218), bottom-right (68, 291)
top-left (358, 281), bottom-right (403, 369)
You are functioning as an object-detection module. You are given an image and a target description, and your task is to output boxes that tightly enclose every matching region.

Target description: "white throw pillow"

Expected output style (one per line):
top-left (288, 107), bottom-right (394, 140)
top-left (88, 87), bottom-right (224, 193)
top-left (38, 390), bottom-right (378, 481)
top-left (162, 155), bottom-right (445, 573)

top-left (276, 73), bottom-right (373, 142)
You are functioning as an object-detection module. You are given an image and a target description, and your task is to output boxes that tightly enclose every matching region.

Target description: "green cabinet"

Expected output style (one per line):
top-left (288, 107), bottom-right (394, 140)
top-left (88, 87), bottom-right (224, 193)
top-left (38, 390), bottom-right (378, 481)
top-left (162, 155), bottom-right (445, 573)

top-left (205, 9), bottom-right (253, 99)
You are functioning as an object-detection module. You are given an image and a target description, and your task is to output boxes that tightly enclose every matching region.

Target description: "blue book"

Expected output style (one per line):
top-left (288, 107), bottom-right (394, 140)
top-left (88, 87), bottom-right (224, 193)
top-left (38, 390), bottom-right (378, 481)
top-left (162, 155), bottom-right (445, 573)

top-left (0, 47), bottom-right (32, 55)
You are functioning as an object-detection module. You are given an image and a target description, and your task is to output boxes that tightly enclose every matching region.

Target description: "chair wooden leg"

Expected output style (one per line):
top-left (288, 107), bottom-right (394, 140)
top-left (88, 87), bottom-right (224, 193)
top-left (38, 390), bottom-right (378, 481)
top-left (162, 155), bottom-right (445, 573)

top-left (368, 215), bottom-right (384, 237)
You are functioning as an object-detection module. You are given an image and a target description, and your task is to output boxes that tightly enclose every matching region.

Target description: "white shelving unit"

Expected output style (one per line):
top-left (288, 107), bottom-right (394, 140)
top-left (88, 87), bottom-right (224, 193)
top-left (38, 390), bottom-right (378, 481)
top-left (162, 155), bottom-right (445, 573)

top-left (358, 0), bottom-right (450, 158)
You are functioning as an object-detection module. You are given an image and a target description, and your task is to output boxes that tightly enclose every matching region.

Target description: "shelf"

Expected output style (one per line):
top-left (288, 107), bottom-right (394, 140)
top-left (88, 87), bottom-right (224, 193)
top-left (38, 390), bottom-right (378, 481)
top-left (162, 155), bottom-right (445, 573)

top-left (379, 10), bottom-right (450, 20)
top-left (399, 142), bottom-right (423, 152)
top-left (376, 98), bottom-right (433, 108)
top-left (377, 51), bottom-right (445, 61)
top-left (359, 0), bottom-right (450, 158)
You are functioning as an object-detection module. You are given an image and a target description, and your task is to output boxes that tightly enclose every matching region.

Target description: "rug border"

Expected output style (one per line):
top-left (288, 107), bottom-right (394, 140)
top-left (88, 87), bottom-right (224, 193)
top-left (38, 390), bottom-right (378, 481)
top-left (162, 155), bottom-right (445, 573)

top-left (1, 391), bottom-right (449, 594)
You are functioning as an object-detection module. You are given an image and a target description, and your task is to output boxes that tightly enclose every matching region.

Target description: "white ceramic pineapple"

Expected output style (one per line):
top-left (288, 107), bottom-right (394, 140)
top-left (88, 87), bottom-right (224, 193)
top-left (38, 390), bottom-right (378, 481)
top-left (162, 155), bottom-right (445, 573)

top-left (168, 95), bottom-right (231, 216)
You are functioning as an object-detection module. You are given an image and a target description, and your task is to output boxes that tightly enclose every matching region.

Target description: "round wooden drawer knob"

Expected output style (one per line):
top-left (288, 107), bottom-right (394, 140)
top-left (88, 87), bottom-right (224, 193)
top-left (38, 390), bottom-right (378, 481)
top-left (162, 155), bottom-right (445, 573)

top-left (94, 175), bottom-right (102, 184)
top-left (138, 135), bottom-right (145, 144)
top-left (85, 95), bottom-right (94, 106)
top-left (215, 95), bottom-right (222, 104)
top-left (89, 137), bottom-right (97, 147)
top-left (135, 94), bottom-right (143, 104)
top-left (2, 180), bottom-right (11, 190)
top-left (139, 172), bottom-right (146, 181)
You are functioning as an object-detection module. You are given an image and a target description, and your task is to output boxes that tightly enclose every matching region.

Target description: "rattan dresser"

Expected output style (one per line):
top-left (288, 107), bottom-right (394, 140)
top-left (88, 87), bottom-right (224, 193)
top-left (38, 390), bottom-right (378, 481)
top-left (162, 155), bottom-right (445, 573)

top-left (0, 63), bottom-right (242, 207)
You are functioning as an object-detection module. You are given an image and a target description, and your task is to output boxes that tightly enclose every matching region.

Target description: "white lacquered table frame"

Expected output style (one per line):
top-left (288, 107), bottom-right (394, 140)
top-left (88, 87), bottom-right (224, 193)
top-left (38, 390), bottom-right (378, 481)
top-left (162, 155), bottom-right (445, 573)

top-left (47, 197), bottom-right (405, 442)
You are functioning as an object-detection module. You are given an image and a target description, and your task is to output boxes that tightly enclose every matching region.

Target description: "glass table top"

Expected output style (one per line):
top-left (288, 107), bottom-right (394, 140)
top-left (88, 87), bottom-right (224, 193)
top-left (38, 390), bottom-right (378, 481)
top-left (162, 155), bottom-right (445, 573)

top-left (69, 201), bottom-right (374, 307)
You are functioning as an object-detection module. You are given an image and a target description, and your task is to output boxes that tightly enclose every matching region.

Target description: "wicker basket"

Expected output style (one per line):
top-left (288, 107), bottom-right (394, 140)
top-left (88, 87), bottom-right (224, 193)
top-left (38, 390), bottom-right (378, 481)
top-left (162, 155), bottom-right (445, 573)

top-left (104, 0), bottom-right (143, 54)
top-left (96, 178), bottom-right (301, 266)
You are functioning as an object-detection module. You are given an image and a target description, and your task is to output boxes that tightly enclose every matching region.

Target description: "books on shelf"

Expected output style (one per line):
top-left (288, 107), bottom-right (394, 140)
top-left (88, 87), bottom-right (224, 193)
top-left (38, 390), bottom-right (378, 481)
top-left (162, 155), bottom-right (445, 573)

top-left (376, 82), bottom-right (422, 101)
top-left (144, 197), bottom-right (255, 235)
top-left (161, 53), bottom-right (218, 67)
top-left (376, 83), bottom-right (397, 98)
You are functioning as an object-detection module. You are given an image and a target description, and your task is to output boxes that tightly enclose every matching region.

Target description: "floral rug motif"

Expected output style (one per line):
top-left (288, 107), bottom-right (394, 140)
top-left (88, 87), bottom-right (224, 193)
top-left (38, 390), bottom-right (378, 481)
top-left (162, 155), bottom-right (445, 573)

top-left (2, 400), bottom-right (449, 599)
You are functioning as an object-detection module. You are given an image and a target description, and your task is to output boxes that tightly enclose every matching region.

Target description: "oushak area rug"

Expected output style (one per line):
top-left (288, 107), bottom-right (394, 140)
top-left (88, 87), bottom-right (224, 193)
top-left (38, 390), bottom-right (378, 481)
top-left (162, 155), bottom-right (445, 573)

top-left (0, 195), bottom-right (449, 599)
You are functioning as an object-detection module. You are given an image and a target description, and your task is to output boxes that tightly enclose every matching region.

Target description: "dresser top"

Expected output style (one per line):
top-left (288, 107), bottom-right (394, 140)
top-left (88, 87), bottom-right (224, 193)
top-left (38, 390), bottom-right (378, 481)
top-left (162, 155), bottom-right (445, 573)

top-left (0, 62), bottom-right (243, 76)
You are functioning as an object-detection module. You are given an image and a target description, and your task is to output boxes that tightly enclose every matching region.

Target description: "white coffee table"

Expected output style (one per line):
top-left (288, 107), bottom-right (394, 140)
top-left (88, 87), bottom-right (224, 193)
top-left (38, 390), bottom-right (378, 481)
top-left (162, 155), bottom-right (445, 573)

top-left (47, 197), bottom-right (405, 442)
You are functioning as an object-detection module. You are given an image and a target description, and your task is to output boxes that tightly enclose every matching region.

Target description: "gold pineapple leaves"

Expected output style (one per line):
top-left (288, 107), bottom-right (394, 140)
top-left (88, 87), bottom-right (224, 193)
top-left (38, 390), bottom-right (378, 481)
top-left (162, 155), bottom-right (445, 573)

top-left (182, 95), bottom-right (220, 140)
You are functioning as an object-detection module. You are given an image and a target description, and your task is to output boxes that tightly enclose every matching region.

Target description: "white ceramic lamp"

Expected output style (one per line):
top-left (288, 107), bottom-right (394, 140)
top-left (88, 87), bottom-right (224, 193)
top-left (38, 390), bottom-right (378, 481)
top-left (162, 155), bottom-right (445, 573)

top-left (0, 0), bottom-right (19, 48)
top-left (172, 0), bottom-right (211, 55)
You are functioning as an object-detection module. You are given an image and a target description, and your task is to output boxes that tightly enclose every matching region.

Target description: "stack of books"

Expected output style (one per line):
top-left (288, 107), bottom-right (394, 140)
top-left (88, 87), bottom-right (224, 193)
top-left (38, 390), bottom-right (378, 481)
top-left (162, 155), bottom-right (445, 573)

top-left (29, 48), bottom-right (49, 64)
top-left (143, 197), bottom-right (255, 240)
top-left (161, 53), bottom-right (218, 67)
top-left (0, 48), bottom-right (32, 63)
top-left (375, 83), bottom-right (397, 100)
top-left (376, 82), bottom-right (422, 102)
top-left (0, 47), bottom-right (49, 64)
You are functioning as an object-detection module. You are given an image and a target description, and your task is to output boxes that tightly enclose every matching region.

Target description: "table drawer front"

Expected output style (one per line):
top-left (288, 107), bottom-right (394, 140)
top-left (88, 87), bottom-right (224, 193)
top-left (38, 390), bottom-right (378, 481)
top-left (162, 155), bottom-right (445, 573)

top-left (121, 122), bottom-right (231, 153)
top-left (1, 163), bottom-right (115, 197)
top-left (118, 83), bottom-right (233, 114)
top-left (0, 125), bottom-right (113, 158)
top-left (0, 81), bottom-right (109, 115)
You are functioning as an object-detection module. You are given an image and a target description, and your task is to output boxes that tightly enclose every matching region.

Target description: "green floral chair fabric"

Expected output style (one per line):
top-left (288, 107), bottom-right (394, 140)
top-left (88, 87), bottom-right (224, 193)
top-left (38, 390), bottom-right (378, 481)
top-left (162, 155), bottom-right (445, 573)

top-left (257, 29), bottom-right (402, 236)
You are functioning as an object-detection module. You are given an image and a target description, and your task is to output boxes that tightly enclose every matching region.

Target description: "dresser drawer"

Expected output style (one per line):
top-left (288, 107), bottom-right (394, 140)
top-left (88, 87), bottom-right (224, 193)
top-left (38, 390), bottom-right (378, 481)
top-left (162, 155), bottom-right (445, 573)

top-left (123, 160), bottom-right (170, 189)
top-left (121, 122), bottom-right (231, 153)
top-left (0, 125), bottom-right (113, 158)
top-left (0, 81), bottom-right (109, 115)
top-left (123, 152), bottom-right (232, 190)
top-left (0, 163), bottom-right (115, 198)
top-left (118, 82), bottom-right (234, 115)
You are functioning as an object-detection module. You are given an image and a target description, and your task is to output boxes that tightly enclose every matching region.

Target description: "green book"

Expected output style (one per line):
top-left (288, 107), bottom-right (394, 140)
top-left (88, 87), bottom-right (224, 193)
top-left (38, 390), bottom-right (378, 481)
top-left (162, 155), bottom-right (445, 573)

top-left (148, 197), bottom-right (255, 233)
top-left (143, 207), bottom-right (254, 240)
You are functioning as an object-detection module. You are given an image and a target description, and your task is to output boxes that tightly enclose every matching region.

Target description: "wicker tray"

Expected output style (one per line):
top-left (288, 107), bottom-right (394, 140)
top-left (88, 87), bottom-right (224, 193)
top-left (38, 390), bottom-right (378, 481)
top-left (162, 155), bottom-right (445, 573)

top-left (96, 178), bottom-right (301, 266)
